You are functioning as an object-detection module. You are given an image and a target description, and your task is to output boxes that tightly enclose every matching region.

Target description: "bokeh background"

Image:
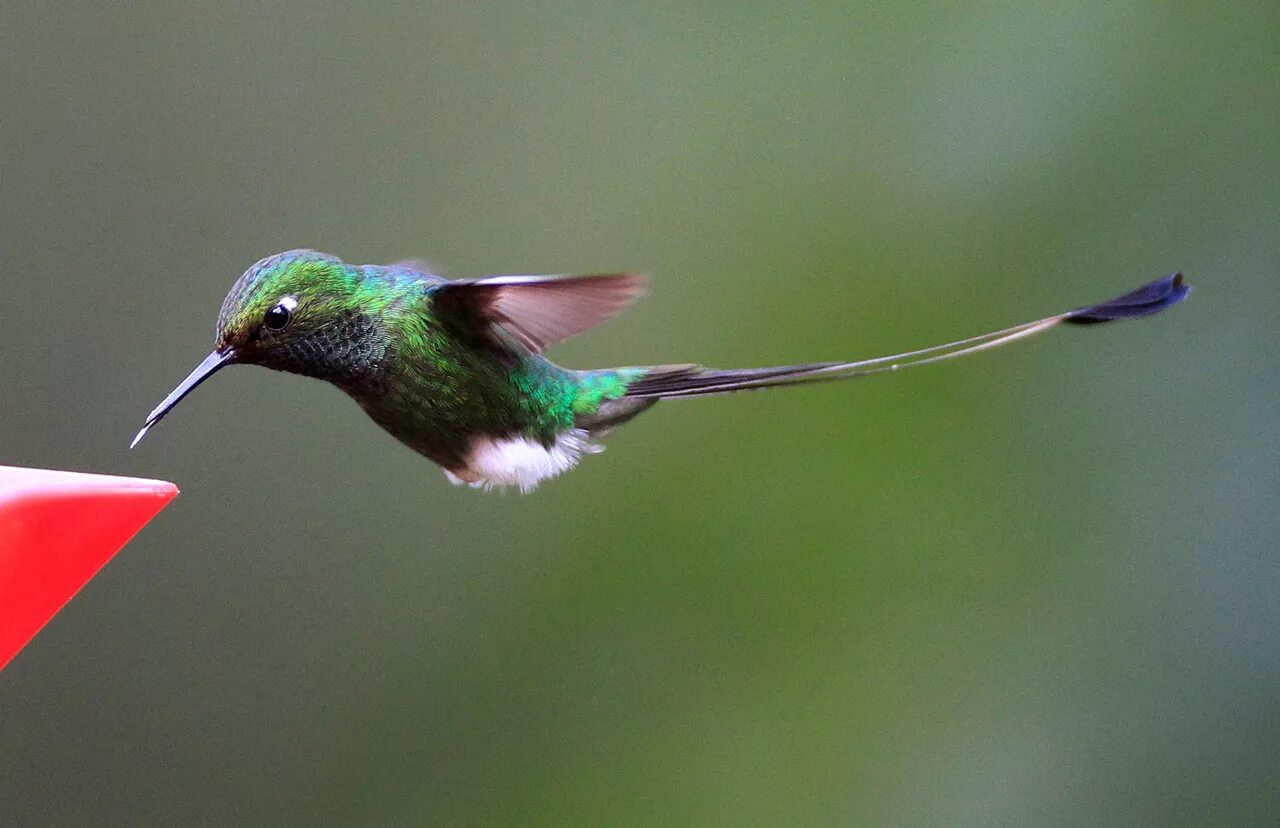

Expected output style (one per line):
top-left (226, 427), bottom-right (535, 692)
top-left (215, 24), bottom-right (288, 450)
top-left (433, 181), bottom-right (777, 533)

top-left (2, 2), bottom-right (1277, 825)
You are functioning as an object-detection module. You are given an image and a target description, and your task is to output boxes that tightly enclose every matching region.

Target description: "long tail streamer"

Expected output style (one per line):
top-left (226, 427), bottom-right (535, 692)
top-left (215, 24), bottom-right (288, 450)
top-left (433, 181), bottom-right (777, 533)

top-left (624, 273), bottom-right (1190, 399)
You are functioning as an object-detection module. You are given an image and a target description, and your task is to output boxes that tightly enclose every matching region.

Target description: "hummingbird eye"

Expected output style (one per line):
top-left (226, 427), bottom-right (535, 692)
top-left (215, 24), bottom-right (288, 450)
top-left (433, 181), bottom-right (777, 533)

top-left (263, 296), bottom-right (297, 332)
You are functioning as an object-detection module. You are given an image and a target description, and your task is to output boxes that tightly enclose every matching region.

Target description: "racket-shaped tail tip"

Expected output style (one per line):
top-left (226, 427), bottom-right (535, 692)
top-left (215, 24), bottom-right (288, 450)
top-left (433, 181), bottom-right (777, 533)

top-left (1064, 272), bottom-right (1190, 325)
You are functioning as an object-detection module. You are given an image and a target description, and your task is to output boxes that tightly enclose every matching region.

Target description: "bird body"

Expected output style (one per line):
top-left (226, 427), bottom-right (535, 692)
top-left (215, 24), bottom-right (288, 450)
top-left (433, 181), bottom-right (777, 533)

top-left (132, 249), bottom-right (1190, 492)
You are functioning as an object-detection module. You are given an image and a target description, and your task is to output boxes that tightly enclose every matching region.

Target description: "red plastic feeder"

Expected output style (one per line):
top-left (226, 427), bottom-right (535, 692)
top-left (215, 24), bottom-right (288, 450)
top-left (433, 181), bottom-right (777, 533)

top-left (0, 466), bottom-right (178, 670)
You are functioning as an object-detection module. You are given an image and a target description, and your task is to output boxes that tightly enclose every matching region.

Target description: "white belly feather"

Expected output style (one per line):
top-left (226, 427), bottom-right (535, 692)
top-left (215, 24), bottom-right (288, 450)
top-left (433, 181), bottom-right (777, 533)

top-left (443, 430), bottom-right (603, 493)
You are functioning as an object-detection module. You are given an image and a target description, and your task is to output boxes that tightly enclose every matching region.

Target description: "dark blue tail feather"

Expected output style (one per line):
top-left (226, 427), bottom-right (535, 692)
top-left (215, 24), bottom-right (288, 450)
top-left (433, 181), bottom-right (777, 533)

top-left (621, 271), bottom-right (1191, 400)
top-left (1064, 272), bottom-right (1190, 325)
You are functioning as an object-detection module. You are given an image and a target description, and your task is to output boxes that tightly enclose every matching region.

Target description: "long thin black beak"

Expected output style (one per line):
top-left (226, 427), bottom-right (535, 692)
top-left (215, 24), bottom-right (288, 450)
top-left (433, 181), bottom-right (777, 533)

top-left (130, 349), bottom-right (235, 448)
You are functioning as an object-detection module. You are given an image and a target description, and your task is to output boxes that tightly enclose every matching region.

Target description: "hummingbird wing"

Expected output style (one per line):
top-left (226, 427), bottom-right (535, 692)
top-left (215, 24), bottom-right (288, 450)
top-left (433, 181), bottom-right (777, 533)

top-left (385, 258), bottom-right (442, 274)
top-left (431, 273), bottom-right (646, 354)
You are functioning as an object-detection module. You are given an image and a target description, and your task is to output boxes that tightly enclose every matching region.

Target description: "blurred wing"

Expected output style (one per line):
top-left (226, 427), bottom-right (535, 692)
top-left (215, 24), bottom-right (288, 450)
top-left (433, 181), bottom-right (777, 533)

top-left (432, 273), bottom-right (646, 354)
top-left (384, 258), bottom-right (441, 275)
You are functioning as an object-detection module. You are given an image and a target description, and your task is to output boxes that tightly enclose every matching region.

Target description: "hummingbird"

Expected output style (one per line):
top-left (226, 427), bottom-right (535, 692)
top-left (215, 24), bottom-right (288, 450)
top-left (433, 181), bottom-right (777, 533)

top-left (131, 250), bottom-right (1189, 492)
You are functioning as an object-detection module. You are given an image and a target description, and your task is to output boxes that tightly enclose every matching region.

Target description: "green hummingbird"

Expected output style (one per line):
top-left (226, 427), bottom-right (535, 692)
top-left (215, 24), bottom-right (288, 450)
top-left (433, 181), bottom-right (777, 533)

top-left (131, 250), bottom-right (1189, 492)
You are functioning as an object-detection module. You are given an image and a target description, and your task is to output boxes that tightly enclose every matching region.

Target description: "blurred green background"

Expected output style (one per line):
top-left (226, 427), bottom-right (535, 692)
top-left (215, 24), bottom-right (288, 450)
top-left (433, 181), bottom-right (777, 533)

top-left (2, 2), bottom-right (1277, 825)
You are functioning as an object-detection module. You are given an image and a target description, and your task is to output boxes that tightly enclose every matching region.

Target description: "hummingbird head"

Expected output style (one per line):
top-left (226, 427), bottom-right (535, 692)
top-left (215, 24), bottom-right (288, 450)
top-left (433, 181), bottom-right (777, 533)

top-left (131, 249), bottom-right (391, 448)
top-left (214, 249), bottom-right (390, 378)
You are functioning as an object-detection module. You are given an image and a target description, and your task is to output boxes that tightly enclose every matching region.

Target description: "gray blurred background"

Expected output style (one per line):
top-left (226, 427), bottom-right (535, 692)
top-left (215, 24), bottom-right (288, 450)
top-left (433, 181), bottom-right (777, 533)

top-left (2, 2), bottom-right (1277, 826)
